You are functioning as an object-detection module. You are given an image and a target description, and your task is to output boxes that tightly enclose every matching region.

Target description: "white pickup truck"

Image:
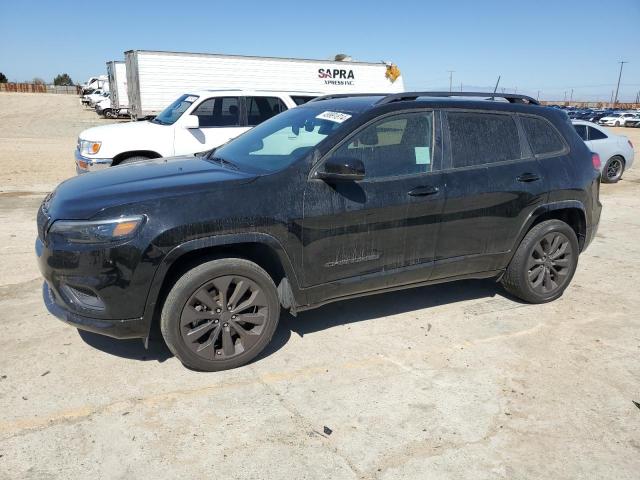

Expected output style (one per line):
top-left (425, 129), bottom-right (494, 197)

top-left (75, 90), bottom-right (318, 173)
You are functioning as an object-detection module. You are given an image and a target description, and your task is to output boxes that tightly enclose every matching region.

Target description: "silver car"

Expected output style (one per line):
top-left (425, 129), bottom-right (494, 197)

top-left (572, 120), bottom-right (635, 183)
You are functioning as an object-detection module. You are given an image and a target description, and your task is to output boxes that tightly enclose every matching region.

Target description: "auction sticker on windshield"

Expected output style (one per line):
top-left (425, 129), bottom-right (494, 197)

top-left (316, 111), bottom-right (352, 123)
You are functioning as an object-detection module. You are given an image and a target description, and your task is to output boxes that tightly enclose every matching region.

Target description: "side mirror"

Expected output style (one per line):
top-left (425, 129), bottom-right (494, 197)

top-left (183, 114), bottom-right (200, 129)
top-left (317, 156), bottom-right (365, 182)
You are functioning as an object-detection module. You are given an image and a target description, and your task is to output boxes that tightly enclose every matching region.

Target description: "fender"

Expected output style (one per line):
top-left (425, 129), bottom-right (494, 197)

top-left (140, 232), bottom-right (306, 336)
top-left (507, 200), bottom-right (587, 261)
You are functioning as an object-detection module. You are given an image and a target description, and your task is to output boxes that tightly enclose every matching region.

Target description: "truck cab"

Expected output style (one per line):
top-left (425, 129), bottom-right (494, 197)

top-left (75, 90), bottom-right (318, 173)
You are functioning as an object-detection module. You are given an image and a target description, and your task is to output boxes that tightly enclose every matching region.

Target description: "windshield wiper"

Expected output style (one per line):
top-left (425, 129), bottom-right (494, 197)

top-left (208, 156), bottom-right (239, 170)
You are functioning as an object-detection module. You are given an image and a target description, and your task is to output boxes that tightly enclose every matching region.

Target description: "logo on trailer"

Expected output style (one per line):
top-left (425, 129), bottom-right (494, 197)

top-left (318, 68), bottom-right (355, 86)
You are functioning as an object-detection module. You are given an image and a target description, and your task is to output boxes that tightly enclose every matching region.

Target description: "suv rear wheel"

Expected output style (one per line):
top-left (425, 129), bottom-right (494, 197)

top-left (160, 258), bottom-right (280, 371)
top-left (501, 220), bottom-right (579, 303)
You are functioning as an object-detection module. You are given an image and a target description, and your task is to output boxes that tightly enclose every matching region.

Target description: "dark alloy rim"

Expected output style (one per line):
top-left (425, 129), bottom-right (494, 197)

top-left (606, 158), bottom-right (622, 181)
top-left (180, 275), bottom-right (269, 360)
top-left (527, 232), bottom-right (573, 295)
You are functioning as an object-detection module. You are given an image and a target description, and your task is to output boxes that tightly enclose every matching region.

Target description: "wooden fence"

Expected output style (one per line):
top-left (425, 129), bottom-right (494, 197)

top-left (0, 83), bottom-right (81, 94)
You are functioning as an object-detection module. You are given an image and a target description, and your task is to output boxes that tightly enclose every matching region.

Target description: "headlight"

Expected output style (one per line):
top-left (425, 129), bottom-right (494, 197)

top-left (79, 139), bottom-right (102, 155)
top-left (49, 216), bottom-right (145, 244)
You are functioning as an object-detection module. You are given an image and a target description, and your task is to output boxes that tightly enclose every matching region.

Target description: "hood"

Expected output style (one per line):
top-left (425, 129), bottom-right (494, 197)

top-left (79, 120), bottom-right (163, 141)
top-left (45, 155), bottom-right (256, 220)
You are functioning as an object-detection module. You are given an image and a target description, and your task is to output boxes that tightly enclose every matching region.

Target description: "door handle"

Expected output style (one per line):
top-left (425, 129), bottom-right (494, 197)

top-left (516, 173), bottom-right (540, 183)
top-left (408, 185), bottom-right (439, 196)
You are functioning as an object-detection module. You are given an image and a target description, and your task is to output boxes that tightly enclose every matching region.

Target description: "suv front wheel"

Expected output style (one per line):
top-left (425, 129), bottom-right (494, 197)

top-left (160, 258), bottom-right (281, 371)
top-left (501, 220), bottom-right (579, 304)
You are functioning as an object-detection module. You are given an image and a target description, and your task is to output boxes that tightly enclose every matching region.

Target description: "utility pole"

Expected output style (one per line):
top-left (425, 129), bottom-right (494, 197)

top-left (569, 88), bottom-right (573, 103)
top-left (610, 90), bottom-right (614, 108)
top-left (460, 82), bottom-right (463, 92)
top-left (563, 91), bottom-right (567, 102)
top-left (613, 61), bottom-right (627, 106)
top-left (447, 70), bottom-right (455, 92)
top-left (536, 90), bottom-right (540, 101)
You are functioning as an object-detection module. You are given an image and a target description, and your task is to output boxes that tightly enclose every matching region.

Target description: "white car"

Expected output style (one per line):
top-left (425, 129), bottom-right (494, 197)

top-left (81, 90), bottom-right (108, 107)
top-left (573, 120), bottom-right (634, 183)
top-left (75, 90), bottom-right (318, 174)
top-left (598, 112), bottom-right (638, 127)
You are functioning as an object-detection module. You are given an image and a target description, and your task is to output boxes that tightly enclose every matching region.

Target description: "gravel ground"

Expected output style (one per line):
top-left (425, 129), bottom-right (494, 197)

top-left (0, 92), bottom-right (639, 479)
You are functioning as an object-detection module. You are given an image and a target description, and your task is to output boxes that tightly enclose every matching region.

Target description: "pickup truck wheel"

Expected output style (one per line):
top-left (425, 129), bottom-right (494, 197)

top-left (118, 155), bottom-right (150, 165)
top-left (160, 259), bottom-right (280, 371)
top-left (501, 220), bottom-right (579, 304)
top-left (602, 156), bottom-right (624, 183)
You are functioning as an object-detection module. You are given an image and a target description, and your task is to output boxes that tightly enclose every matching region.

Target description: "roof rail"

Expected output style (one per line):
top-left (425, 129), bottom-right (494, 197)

top-left (377, 91), bottom-right (540, 105)
top-left (307, 93), bottom-right (387, 103)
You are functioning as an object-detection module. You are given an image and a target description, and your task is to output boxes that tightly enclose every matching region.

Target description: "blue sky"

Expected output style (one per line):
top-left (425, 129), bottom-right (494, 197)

top-left (1, 0), bottom-right (638, 101)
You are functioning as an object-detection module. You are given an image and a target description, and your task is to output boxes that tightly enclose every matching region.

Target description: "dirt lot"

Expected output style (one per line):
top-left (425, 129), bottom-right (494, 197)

top-left (1, 92), bottom-right (639, 479)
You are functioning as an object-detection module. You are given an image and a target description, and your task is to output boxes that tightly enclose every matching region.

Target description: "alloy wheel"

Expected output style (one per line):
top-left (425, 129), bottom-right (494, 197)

top-left (606, 158), bottom-right (623, 181)
top-left (527, 232), bottom-right (573, 294)
top-left (179, 275), bottom-right (269, 360)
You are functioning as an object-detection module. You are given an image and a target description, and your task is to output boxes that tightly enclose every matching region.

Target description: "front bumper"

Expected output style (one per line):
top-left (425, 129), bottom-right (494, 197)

top-left (42, 282), bottom-right (147, 339)
top-left (75, 149), bottom-right (113, 174)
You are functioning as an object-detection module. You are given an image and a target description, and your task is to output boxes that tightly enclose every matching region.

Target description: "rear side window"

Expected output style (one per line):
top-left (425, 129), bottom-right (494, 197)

top-left (573, 124), bottom-right (588, 141)
top-left (247, 96), bottom-right (288, 126)
top-left (192, 97), bottom-right (240, 127)
top-left (588, 127), bottom-right (607, 140)
top-left (447, 112), bottom-right (521, 168)
top-left (521, 116), bottom-right (565, 156)
top-left (291, 95), bottom-right (317, 105)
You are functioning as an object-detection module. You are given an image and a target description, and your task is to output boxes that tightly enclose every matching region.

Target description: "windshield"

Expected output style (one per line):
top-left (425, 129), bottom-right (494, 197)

top-left (212, 106), bottom-right (354, 173)
top-left (153, 94), bottom-right (198, 125)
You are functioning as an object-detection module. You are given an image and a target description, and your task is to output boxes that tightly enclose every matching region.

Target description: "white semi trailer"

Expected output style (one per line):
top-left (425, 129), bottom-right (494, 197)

top-left (125, 50), bottom-right (404, 119)
top-left (105, 61), bottom-right (129, 118)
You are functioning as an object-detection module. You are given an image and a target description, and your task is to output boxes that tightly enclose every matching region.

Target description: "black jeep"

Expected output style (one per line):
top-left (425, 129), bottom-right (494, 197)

top-left (36, 92), bottom-right (602, 371)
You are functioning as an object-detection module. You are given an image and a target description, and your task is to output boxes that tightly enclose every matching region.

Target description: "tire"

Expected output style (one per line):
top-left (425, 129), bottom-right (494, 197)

top-left (160, 258), bottom-right (280, 371)
top-left (602, 155), bottom-right (625, 183)
top-left (117, 155), bottom-right (150, 165)
top-left (103, 109), bottom-right (113, 118)
top-left (614, 121), bottom-right (620, 127)
top-left (501, 220), bottom-right (579, 304)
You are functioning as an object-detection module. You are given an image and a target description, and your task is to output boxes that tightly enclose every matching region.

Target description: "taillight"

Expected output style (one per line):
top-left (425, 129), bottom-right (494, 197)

top-left (592, 152), bottom-right (601, 170)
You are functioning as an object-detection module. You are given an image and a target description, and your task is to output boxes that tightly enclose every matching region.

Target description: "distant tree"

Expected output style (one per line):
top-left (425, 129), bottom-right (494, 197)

top-left (0, 72), bottom-right (7, 83)
top-left (53, 73), bottom-right (73, 86)
top-left (32, 77), bottom-right (45, 85)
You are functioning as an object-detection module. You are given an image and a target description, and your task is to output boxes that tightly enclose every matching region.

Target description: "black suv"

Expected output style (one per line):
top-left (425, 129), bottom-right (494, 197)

top-left (36, 92), bottom-right (602, 371)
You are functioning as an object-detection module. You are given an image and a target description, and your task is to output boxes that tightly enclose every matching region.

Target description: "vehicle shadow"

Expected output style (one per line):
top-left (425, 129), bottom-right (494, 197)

top-left (254, 279), bottom-right (511, 363)
top-left (77, 279), bottom-right (511, 366)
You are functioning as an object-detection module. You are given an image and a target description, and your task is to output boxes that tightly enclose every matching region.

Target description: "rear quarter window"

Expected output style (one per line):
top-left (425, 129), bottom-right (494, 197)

top-left (521, 116), bottom-right (566, 156)
top-left (447, 112), bottom-right (521, 168)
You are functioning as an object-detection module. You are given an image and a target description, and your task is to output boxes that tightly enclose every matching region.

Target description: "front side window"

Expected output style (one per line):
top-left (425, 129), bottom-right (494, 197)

top-left (153, 94), bottom-right (198, 125)
top-left (212, 106), bottom-right (352, 173)
top-left (192, 97), bottom-right (240, 127)
top-left (448, 112), bottom-right (521, 168)
top-left (573, 124), bottom-right (588, 141)
top-left (247, 96), bottom-right (288, 126)
top-left (520, 116), bottom-right (565, 156)
top-left (588, 126), bottom-right (607, 140)
top-left (329, 112), bottom-right (434, 178)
